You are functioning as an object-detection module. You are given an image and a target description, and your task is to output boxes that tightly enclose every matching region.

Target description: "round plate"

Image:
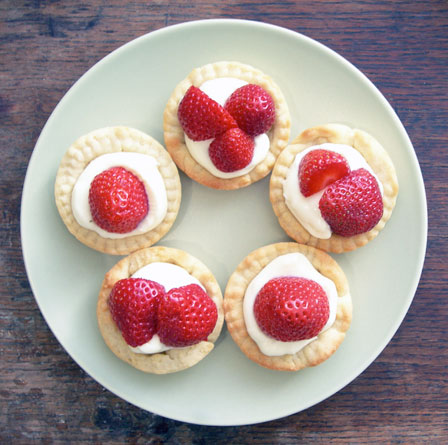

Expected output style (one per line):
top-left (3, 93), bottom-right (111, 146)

top-left (21, 19), bottom-right (427, 426)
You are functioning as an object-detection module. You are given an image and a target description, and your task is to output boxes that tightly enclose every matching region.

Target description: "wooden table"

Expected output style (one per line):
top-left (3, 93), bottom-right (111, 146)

top-left (1, 1), bottom-right (447, 442)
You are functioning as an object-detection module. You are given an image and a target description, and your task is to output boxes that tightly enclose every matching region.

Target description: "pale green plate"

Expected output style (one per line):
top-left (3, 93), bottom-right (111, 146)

top-left (21, 19), bottom-right (427, 426)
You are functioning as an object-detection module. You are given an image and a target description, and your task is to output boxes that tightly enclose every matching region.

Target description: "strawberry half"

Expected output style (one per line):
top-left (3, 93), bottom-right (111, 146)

top-left (208, 127), bottom-right (255, 172)
top-left (108, 278), bottom-right (165, 347)
top-left (319, 168), bottom-right (383, 237)
top-left (254, 276), bottom-right (329, 342)
top-left (299, 149), bottom-right (350, 197)
top-left (158, 284), bottom-right (218, 347)
top-left (89, 166), bottom-right (148, 233)
top-left (224, 84), bottom-right (276, 137)
top-left (178, 86), bottom-right (237, 141)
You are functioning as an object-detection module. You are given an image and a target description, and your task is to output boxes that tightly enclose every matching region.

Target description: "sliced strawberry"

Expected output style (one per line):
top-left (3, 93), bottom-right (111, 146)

top-left (299, 149), bottom-right (350, 197)
top-left (89, 166), bottom-right (148, 233)
top-left (319, 168), bottom-right (383, 237)
top-left (254, 276), bottom-right (329, 342)
top-left (158, 284), bottom-right (218, 347)
top-left (108, 278), bottom-right (165, 347)
top-left (178, 86), bottom-right (237, 141)
top-left (224, 84), bottom-right (275, 137)
top-left (208, 127), bottom-right (255, 173)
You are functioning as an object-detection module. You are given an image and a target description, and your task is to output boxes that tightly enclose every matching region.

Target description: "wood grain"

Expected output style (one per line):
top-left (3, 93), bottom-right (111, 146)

top-left (1, 0), bottom-right (447, 442)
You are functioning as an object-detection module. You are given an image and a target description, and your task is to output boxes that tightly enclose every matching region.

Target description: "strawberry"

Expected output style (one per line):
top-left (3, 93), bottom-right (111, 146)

top-left (108, 278), bottom-right (165, 347)
top-left (158, 284), bottom-right (218, 347)
top-left (208, 127), bottom-right (255, 172)
top-left (299, 149), bottom-right (350, 197)
top-left (224, 84), bottom-right (275, 137)
top-left (254, 277), bottom-right (329, 342)
top-left (89, 166), bottom-right (148, 234)
top-left (178, 86), bottom-right (237, 141)
top-left (319, 168), bottom-right (383, 237)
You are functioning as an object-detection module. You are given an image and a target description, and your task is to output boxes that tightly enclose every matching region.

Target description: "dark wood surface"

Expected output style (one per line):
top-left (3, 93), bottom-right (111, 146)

top-left (1, 1), bottom-right (447, 442)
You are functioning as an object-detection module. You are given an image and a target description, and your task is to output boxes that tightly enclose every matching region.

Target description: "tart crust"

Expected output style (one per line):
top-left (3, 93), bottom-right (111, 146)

top-left (97, 246), bottom-right (224, 374)
top-left (54, 126), bottom-right (181, 255)
top-left (270, 123), bottom-right (399, 253)
top-left (163, 61), bottom-right (291, 190)
top-left (224, 242), bottom-right (352, 372)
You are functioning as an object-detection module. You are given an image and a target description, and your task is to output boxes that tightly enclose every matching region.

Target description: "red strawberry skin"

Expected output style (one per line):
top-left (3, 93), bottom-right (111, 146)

top-left (158, 284), bottom-right (218, 347)
top-left (299, 149), bottom-right (351, 197)
top-left (178, 86), bottom-right (237, 141)
top-left (319, 168), bottom-right (383, 237)
top-left (224, 84), bottom-right (276, 137)
top-left (208, 127), bottom-right (255, 172)
top-left (108, 278), bottom-right (165, 347)
top-left (89, 166), bottom-right (148, 234)
top-left (254, 277), bottom-right (329, 342)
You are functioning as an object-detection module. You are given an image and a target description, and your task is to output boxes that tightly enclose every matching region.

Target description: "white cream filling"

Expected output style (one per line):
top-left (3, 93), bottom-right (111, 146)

top-left (283, 143), bottom-right (384, 239)
top-left (184, 77), bottom-right (271, 179)
top-left (71, 152), bottom-right (167, 239)
top-left (129, 262), bottom-right (204, 354)
top-left (243, 253), bottom-right (339, 356)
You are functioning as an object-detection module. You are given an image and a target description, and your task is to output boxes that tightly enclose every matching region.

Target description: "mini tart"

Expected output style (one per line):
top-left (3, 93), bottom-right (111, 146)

top-left (270, 123), bottom-right (399, 253)
top-left (54, 126), bottom-right (181, 255)
top-left (163, 61), bottom-right (291, 190)
top-left (224, 242), bottom-right (352, 372)
top-left (97, 246), bottom-right (224, 374)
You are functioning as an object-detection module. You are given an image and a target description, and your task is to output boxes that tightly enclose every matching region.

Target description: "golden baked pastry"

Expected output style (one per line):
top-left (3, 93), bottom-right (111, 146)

top-left (224, 242), bottom-right (352, 371)
top-left (97, 246), bottom-right (224, 374)
top-left (54, 126), bottom-right (181, 255)
top-left (163, 61), bottom-right (290, 190)
top-left (270, 123), bottom-right (399, 253)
